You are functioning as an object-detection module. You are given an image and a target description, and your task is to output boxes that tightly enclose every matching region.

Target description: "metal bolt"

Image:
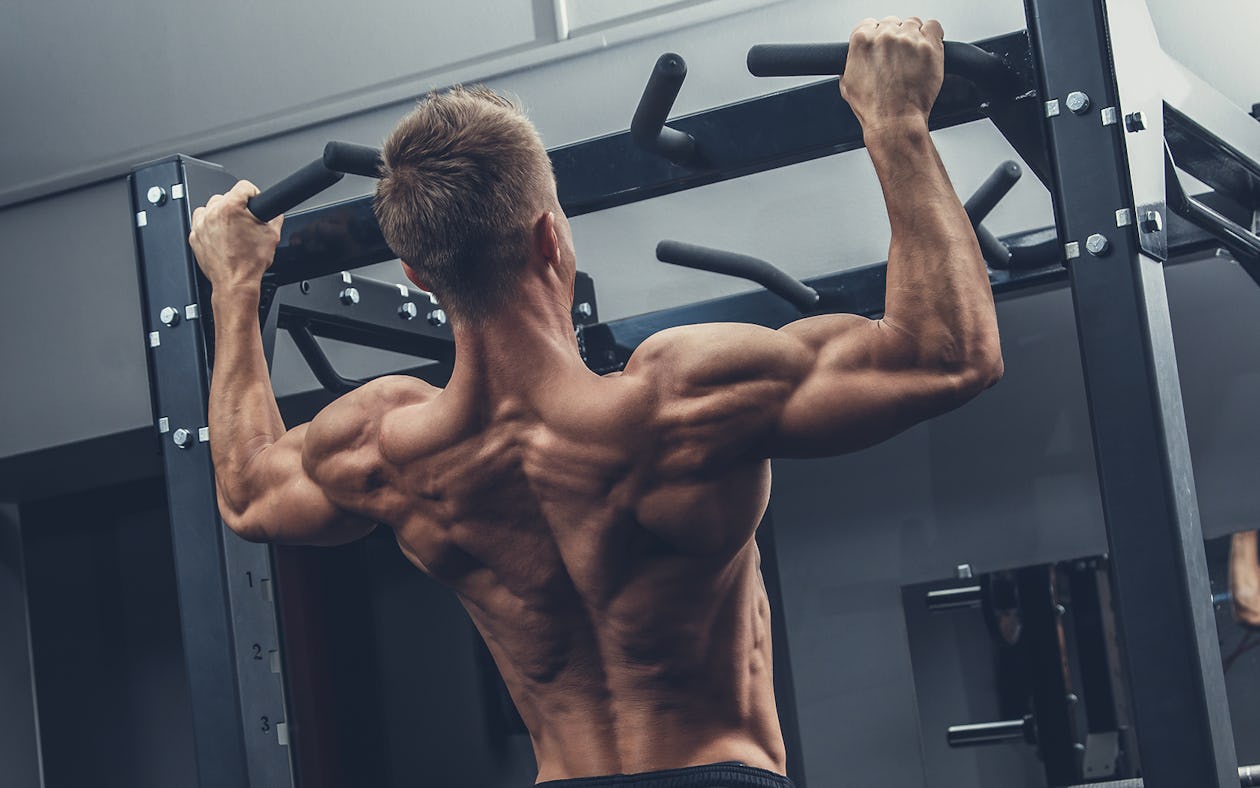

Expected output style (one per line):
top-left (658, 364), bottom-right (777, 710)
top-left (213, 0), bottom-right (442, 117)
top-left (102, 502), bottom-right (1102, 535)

top-left (299, 280), bottom-right (311, 294)
top-left (398, 302), bottom-right (418, 320)
top-left (339, 287), bottom-right (360, 306)
top-left (427, 309), bottom-right (448, 327)
top-left (1065, 91), bottom-right (1091, 114)
top-left (1140, 210), bottom-right (1163, 233)
top-left (956, 563), bottom-right (973, 580)
top-left (1055, 603), bottom-right (1067, 616)
top-left (1085, 233), bottom-right (1111, 256)
top-left (1067, 693), bottom-right (1079, 705)
top-left (574, 302), bottom-right (593, 319)
top-left (1124, 111), bottom-right (1147, 132)
top-left (172, 428), bottom-right (193, 448)
top-left (160, 306), bottom-right (180, 326)
top-left (147, 186), bottom-right (167, 206)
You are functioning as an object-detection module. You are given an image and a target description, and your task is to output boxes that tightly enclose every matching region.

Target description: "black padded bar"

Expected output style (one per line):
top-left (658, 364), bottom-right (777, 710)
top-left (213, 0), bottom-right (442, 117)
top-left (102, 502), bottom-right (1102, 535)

top-left (976, 225), bottom-right (1014, 268)
top-left (747, 40), bottom-right (1020, 97)
top-left (964, 160), bottom-right (1022, 226)
top-left (323, 141), bottom-right (383, 179)
top-left (656, 240), bottom-right (819, 312)
top-left (246, 158), bottom-right (344, 222)
top-left (631, 53), bottom-right (698, 166)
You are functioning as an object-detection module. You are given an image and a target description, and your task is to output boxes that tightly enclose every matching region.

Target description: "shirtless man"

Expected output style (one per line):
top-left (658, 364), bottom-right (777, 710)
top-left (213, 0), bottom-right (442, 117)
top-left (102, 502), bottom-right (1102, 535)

top-left (188, 15), bottom-right (1001, 787)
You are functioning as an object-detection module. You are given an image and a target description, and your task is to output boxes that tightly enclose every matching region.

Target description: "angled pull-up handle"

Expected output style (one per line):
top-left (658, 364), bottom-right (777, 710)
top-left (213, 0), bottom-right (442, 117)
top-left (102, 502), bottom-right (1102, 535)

top-left (963, 160), bottom-right (1022, 269)
top-left (747, 40), bottom-right (1019, 98)
top-left (656, 240), bottom-right (820, 312)
top-left (246, 141), bottom-right (383, 222)
top-left (631, 53), bottom-right (700, 167)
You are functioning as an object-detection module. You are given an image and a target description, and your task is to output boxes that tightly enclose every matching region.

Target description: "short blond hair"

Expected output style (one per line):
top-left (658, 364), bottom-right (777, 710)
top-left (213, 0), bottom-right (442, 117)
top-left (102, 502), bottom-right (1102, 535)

top-left (374, 86), bottom-right (554, 322)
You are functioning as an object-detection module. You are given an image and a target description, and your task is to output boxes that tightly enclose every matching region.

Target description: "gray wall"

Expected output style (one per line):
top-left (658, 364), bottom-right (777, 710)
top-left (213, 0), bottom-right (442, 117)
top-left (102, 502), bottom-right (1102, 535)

top-left (2, 0), bottom-right (1259, 786)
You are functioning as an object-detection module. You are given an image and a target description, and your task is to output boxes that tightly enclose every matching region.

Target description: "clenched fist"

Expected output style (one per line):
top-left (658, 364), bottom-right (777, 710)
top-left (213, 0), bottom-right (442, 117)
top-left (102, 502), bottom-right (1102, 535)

top-left (189, 180), bottom-right (283, 294)
top-left (839, 16), bottom-right (945, 136)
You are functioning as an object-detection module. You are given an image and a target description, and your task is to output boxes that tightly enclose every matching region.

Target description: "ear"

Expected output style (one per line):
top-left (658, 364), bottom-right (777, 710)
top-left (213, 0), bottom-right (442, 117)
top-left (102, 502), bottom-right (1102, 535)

top-left (532, 211), bottom-right (560, 268)
top-left (400, 260), bottom-right (429, 292)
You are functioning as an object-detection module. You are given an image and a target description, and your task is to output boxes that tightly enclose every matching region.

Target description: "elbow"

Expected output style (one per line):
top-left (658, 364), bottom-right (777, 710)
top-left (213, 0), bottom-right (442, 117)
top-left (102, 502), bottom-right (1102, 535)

top-left (957, 338), bottom-right (1005, 397)
top-left (216, 488), bottom-right (270, 543)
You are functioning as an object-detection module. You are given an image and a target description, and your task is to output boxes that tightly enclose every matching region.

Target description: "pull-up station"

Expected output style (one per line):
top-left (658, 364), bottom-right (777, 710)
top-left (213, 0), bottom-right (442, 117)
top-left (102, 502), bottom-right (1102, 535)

top-left (128, 0), bottom-right (1260, 786)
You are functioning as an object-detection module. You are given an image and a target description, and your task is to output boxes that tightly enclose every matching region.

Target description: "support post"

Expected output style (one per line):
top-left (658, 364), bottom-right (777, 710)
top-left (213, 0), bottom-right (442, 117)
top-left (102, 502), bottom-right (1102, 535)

top-left (1024, 1), bottom-right (1237, 786)
top-left (130, 155), bottom-right (295, 788)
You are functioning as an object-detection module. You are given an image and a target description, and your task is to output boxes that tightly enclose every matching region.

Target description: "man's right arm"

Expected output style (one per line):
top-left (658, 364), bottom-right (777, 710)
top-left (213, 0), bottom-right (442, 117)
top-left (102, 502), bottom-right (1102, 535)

top-left (622, 16), bottom-right (1002, 461)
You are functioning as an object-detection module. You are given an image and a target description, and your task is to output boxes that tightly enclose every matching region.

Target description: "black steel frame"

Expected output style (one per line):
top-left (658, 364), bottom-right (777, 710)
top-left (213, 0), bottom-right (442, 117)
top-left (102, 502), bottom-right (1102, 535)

top-left (128, 0), bottom-right (1259, 784)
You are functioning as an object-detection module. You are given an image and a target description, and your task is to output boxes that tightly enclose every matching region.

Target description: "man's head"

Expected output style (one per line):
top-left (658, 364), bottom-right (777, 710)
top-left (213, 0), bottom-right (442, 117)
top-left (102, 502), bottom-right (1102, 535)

top-left (375, 86), bottom-right (568, 324)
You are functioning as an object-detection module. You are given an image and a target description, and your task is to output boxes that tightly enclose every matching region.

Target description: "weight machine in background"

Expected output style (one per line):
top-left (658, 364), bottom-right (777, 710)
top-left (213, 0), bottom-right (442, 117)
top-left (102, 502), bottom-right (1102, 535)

top-left (128, 0), bottom-right (1260, 785)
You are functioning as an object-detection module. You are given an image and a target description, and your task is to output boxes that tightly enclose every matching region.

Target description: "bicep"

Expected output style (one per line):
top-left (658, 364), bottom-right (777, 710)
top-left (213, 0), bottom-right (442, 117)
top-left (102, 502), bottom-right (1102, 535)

top-left (218, 424), bottom-right (377, 546)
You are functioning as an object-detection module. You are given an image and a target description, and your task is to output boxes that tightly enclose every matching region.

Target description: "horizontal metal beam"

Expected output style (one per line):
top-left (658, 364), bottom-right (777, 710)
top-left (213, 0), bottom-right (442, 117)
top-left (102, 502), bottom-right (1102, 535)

top-left (267, 31), bottom-right (1037, 285)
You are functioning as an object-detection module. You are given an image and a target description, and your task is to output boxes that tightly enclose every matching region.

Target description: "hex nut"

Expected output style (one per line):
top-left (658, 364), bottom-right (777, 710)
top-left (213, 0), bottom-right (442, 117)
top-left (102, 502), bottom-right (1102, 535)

top-left (398, 302), bottom-right (418, 320)
top-left (172, 428), bottom-right (193, 448)
top-left (147, 186), bottom-right (167, 206)
top-left (1085, 233), bottom-right (1111, 256)
top-left (160, 306), bottom-right (180, 326)
top-left (1065, 91), bottom-right (1091, 114)
top-left (339, 287), bottom-right (360, 306)
top-left (427, 309), bottom-right (448, 327)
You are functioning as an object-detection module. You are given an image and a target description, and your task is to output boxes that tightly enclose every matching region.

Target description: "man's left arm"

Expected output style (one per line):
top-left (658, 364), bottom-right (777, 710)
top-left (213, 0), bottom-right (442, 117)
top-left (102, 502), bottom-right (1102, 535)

top-left (190, 181), bottom-right (377, 546)
top-left (1231, 530), bottom-right (1260, 629)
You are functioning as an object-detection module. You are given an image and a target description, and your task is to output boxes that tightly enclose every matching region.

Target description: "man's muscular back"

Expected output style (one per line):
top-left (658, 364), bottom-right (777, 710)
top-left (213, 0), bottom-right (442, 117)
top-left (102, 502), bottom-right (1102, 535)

top-left (306, 330), bottom-right (789, 781)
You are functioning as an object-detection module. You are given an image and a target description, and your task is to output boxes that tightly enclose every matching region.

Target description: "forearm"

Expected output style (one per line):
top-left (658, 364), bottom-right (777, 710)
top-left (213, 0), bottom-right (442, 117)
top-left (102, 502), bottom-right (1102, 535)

top-left (208, 285), bottom-right (287, 515)
top-left (1232, 531), bottom-right (1260, 595)
top-left (866, 119), bottom-right (1000, 372)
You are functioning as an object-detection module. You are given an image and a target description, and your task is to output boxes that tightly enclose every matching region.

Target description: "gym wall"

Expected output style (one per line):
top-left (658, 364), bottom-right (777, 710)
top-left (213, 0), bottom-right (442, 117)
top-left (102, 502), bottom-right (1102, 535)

top-left (1, 1), bottom-right (1258, 787)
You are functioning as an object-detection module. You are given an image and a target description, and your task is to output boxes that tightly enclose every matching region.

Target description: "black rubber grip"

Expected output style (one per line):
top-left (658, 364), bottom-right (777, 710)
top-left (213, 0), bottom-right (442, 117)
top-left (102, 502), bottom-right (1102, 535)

top-left (747, 40), bottom-right (1018, 97)
top-left (631, 53), bottom-right (697, 166)
top-left (323, 141), bottom-right (383, 178)
top-left (976, 225), bottom-right (1012, 269)
top-left (656, 240), bottom-right (819, 312)
top-left (964, 160), bottom-right (1022, 226)
top-left (246, 158), bottom-right (344, 222)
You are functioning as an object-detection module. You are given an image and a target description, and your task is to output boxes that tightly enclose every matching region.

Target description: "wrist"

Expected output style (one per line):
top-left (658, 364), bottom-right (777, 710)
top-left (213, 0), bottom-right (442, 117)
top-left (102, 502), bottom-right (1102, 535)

top-left (863, 115), bottom-right (932, 153)
top-left (211, 281), bottom-right (262, 311)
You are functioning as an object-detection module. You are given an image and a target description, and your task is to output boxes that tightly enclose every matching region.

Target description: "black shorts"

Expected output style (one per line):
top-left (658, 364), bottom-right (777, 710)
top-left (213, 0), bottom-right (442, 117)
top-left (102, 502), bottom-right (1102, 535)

top-left (536, 762), bottom-right (795, 788)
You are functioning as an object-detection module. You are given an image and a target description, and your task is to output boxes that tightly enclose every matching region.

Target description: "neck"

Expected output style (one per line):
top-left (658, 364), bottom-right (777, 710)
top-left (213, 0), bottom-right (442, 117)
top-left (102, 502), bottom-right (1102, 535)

top-left (446, 277), bottom-right (586, 396)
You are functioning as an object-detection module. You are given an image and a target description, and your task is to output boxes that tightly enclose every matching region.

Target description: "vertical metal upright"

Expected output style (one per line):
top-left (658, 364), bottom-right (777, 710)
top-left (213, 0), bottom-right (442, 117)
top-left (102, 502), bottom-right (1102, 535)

top-left (130, 155), bottom-right (295, 788)
top-left (1024, 0), bottom-right (1237, 785)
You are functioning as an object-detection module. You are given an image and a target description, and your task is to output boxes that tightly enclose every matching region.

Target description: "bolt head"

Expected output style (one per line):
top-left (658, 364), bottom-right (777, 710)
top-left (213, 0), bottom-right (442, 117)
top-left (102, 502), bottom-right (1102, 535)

top-left (1124, 111), bottom-right (1147, 132)
top-left (1140, 210), bottom-right (1163, 233)
top-left (1085, 233), bottom-right (1110, 256)
top-left (172, 428), bottom-right (193, 448)
top-left (427, 309), bottom-right (448, 327)
top-left (574, 302), bottom-right (593, 319)
top-left (398, 302), bottom-right (418, 320)
top-left (338, 287), bottom-right (360, 306)
top-left (159, 306), bottom-right (180, 326)
top-left (146, 186), bottom-right (167, 205)
top-left (1065, 91), bottom-right (1091, 114)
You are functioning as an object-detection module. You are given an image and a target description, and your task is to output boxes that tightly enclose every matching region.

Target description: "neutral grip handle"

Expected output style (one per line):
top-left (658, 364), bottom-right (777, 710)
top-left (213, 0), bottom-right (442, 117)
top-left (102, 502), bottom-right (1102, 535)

top-left (246, 159), bottom-right (344, 222)
top-left (631, 53), bottom-right (697, 166)
top-left (323, 141), bottom-right (383, 178)
top-left (747, 40), bottom-right (1018, 97)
